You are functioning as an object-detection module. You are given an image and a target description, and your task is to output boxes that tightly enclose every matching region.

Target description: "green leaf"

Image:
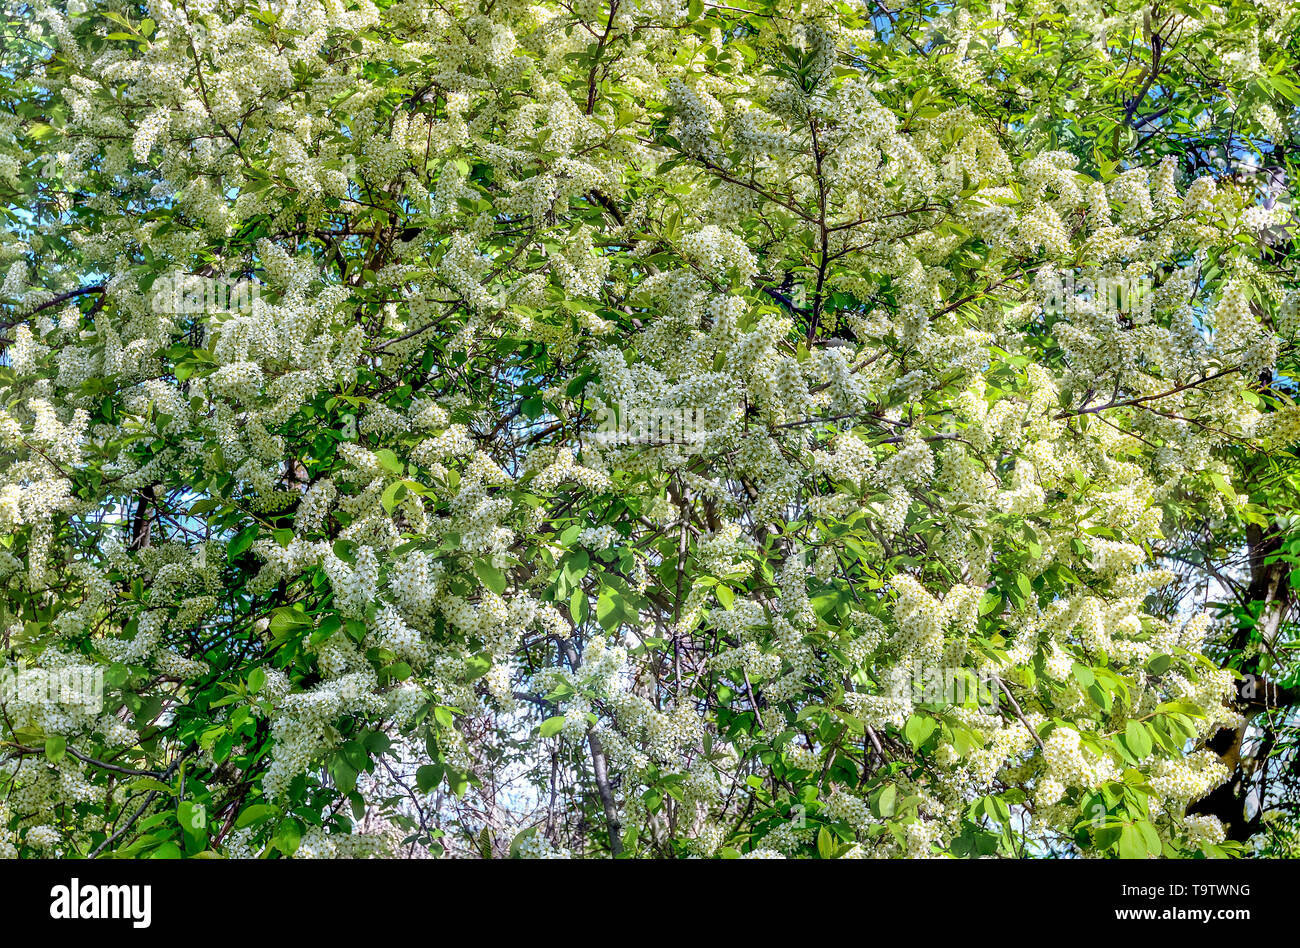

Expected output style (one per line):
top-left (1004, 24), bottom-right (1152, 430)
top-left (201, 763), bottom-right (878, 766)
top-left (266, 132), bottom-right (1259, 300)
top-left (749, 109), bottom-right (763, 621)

top-left (569, 586), bottom-right (589, 625)
top-left (340, 740), bottom-right (368, 770)
top-left (416, 764), bottom-right (444, 793)
top-left (1118, 823), bottom-right (1150, 859)
top-left (330, 759), bottom-right (358, 795)
top-left (1146, 654), bottom-right (1172, 676)
top-left (227, 525), bottom-right (258, 561)
top-left (904, 714), bottom-right (936, 748)
top-left (817, 826), bottom-right (835, 859)
top-left (129, 777), bottom-right (177, 795)
top-left (596, 588), bottom-right (624, 631)
top-left (44, 735), bottom-right (66, 763)
top-left (382, 661), bottom-right (412, 682)
top-left (269, 607), bottom-right (311, 638)
top-left (566, 371), bottom-right (595, 398)
top-left (474, 560), bottom-right (507, 595)
top-left (177, 801), bottom-right (206, 836)
top-left (381, 480), bottom-right (408, 514)
top-left (875, 784), bottom-right (897, 818)
top-left (562, 550), bottom-right (590, 586)
top-left (1123, 720), bottom-right (1153, 759)
top-left (274, 818), bottom-right (302, 856)
top-left (373, 448), bottom-right (405, 474)
top-left (1210, 472), bottom-right (1237, 505)
top-left (235, 804), bottom-right (279, 829)
top-left (715, 584), bottom-right (735, 610)
top-left (311, 614), bottom-right (343, 645)
top-left (464, 653), bottom-right (492, 681)
top-left (539, 716), bottom-right (567, 738)
top-left (1138, 819), bottom-right (1161, 853)
top-left (246, 667), bottom-right (267, 694)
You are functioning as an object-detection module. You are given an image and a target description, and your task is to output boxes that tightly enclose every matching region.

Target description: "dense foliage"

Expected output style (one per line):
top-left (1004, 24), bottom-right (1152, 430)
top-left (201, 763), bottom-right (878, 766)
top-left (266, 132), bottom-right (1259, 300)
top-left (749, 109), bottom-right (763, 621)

top-left (1, 0), bottom-right (1298, 859)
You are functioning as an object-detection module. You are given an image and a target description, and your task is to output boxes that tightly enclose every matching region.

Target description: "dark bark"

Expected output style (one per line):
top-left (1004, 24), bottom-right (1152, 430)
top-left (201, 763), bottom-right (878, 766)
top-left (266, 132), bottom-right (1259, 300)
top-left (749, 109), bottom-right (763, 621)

top-left (1188, 524), bottom-right (1294, 841)
top-left (128, 485), bottom-right (159, 551)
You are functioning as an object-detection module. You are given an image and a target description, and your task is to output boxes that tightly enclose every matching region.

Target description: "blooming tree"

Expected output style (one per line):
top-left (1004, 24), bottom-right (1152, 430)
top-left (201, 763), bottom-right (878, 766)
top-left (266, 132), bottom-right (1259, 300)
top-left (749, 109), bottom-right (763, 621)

top-left (1, 0), bottom-right (1298, 858)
